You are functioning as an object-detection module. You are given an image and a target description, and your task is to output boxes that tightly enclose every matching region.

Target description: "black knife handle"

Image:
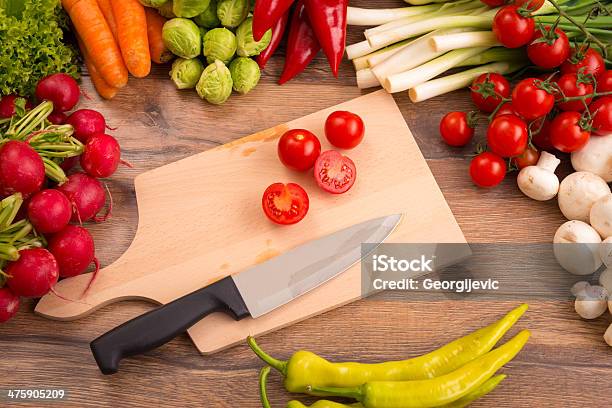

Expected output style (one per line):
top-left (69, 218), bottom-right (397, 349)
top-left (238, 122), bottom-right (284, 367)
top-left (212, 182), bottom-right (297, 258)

top-left (90, 276), bottom-right (250, 375)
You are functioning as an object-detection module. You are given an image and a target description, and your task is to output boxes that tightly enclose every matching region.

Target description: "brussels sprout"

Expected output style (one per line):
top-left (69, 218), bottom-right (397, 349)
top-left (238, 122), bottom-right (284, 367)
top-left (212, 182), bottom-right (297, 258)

top-left (199, 27), bottom-right (208, 39)
top-left (203, 28), bottom-right (237, 65)
top-left (229, 57), bottom-right (260, 94)
top-left (193, 0), bottom-right (220, 28)
top-left (170, 58), bottom-right (204, 89)
top-left (173, 0), bottom-right (210, 18)
top-left (236, 17), bottom-right (271, 57)
top-left (162, 18), bottom-right (201, 59)
top-left (217, 0), bottom-right (249, 28)
top-left (139, 0), bottom-right (169, 7)
top-left (157, 1), bottom-right (176, 18)
top-left (196, 60), bottom-right (233, 105)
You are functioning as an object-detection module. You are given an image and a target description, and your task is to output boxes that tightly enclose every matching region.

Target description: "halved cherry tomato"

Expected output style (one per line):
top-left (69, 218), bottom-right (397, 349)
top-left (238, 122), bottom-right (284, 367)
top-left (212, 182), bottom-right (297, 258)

top-left (470, 73), bottom-right (510, 113)
top-left (589, 97), bottom-right (612, 135)
top-left (325, 111), bottom-right (365, 149)
top-left (439, 111), bottom-right (474, 147)
top-left (550, 111), bottom-right (590, 152)
top-left (511, 78), bottom-right (555, 120)
top-left (514, 0), bottom-right (544, 10)
top-left (555, 73), bottom-right (594, 112)
top-left (511, 145), bottom-right (540, 169)
top-left (262, 183), bottom-right (309, 225)
top-left (470, 152), bottom-right (507, 188)
top-left (314, 150), bottom-right (356, 194)
top-left (561, 47), bottom-right (605, 78)
top-left (486, 114), bottom-right (528, 157)
top-left (278, 129), bottom-right (321, 171)
top-left (492, 6), bottom-right (535, 49)
top-left (599, 70), bottom-right (612, 92)
top-left (527, 26), bottom-right (570, 69)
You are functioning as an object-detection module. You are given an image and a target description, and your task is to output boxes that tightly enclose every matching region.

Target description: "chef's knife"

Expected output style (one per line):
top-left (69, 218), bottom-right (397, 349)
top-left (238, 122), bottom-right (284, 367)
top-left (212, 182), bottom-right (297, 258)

top-left (90, 214), bottom-right (402, 374)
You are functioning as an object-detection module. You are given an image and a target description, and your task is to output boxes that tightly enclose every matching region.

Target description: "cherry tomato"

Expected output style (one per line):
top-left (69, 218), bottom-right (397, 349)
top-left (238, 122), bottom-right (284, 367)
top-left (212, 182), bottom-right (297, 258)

top-left (550, 111), bottom-right (590, 152)
top-left (439, 111), bottom-right (474, 147)
top-left (470, 73), bottom-right (511, 113)
top-left (511, 78), bottom-right (555, 120)
top-left (487, 114), bottom-right (528, 157)
top-left (531, 118), bottom-right (554, 150)
top-left (598, 70), bottom-right (612, 92)
top-left (262, 182), bottom-right (309, 225)
top-left (514, 0), bottom-right (545, 10)
top-left (324, 111), bottom-right (365, 149)
top-left (527, 27), bottom-right (570, 69)
top-left (492, 6), bottom-right (535, 49)
top-left (511, 146), bottom-right (540, 169)
top-left (480, 0), bottom-right (507, 6)
top-left (589, 97), bottom-right (612, 135)
top-left (494, 102), bottom-right (521, 118)
top-left (314, 150), bottom-right (356, 194)
top-left (277, 129), bottom-right (321, 171)
top-left (561, 47), bottom-right (605, 78)
top-left (470, 152), bottom-right (507, 188)
top-left (555, 73), bottom-right (594, 112)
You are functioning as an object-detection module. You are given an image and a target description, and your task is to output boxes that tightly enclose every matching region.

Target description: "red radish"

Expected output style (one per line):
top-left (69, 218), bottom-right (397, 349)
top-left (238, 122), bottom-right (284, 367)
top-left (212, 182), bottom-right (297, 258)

top-left (80, 134), bottom-right (121, 178)
top-left (35, 73), bottom-right (80, 112)
top-left (47, 111), bottom-right (68, 125)
top-left (0, 95), bottom-right (19, 118)
top-left (6, 248), bottom-right (59, 297)
top-left (0, 140), bottom-right (45, 197)
top-left (27, 189), bottom-right (72, 234)
top-left (48, 225), bottom-right (97, 278)
top-left (58, 172), bottom-right (107, 222)
top-left (0, 95), bottom-right (33, 118)
top-left (0, 287), bottom-right (20, 323)
top-left (60, 155), bottom-right (80, 172)
top-left (66, 109), bottom-right (106, 142)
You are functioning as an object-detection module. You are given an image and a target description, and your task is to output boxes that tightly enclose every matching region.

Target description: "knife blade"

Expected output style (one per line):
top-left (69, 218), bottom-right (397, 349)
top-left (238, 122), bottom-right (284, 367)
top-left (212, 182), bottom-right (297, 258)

top-left (90, 214), bottom-right (401, 374)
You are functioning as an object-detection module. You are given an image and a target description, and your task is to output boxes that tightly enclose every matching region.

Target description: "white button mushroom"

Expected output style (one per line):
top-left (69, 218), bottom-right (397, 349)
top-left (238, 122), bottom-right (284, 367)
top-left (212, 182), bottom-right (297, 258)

top-left (590, 194), bottom-right (612, 239)
top-left (517, 151), bottom-right (560, 201)
top-left (601, 237), bottom-right (612, 268)
top-left (571, 133), bottom-right (612, 182)
top-left (558, 171), bottom-right (611, 223)
top-left (574, 284), bottom-right (609, 319)
top-left (553, 220), bottom-right (602, 275)
top-left (605, 323), bottom-right (612, 347)
top-left (571, 281), bottom-right (591, 296)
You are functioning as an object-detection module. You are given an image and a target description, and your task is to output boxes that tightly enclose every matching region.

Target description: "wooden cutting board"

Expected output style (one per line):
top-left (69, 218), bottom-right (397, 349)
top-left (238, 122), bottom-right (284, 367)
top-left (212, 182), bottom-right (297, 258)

top-left (35, 90), bottom-right (466, 354)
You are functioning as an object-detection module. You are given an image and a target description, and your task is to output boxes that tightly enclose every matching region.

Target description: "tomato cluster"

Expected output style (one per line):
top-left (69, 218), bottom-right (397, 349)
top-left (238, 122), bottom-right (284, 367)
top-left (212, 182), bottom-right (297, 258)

top-left (440, 58), bottom-right (610, 188)
top-left (262, 111), bottom-right (364, 225)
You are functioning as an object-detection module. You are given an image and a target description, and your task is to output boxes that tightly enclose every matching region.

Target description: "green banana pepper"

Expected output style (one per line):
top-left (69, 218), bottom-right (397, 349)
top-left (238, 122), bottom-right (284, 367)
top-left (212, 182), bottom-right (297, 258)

top-left (248, 304), bottom-right (528, 395)
top-left (285, 374), bottom-right (506, 408)
top-left (310, 330), bottom-right (530, 408)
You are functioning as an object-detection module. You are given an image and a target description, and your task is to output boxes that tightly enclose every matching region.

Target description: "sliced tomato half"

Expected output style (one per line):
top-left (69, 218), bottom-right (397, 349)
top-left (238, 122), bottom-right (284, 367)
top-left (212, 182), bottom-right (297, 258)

top-left (262, 182), bottom-right (309, 225)
top-left (314, 150), bottom-right (356, 194)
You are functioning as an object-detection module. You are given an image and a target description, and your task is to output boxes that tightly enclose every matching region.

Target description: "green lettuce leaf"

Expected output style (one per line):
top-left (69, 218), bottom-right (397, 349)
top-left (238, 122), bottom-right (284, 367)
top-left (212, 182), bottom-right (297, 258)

top-left (0, 0), bottom-right (79, 96)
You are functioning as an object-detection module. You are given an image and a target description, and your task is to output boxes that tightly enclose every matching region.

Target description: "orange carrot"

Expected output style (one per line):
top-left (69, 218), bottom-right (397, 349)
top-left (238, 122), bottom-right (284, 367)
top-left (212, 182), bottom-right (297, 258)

top-left (111, 0), bottom-right (151, 78)
top-left (62, 0), bottom-right (128, 88)
top-left (145, 8), bottom-right (174, 64)
top-left (77, 36), bottom-right (119, 100)
top-left (96, 0), bottom-right (118, 42)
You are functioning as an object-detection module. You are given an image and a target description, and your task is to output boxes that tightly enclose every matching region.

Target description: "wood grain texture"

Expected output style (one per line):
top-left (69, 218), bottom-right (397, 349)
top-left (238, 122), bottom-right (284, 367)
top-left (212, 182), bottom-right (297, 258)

top-left (1, 0), bottom-right (610, 406)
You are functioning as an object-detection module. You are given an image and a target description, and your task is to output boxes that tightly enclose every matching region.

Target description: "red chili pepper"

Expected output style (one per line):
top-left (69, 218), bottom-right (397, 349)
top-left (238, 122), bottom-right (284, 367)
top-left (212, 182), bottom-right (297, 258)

top-left (256, 10), bottom-right (289, 70)
top-left (303, 0), bottom-right (348, 77)
top-left (279, 1), bottom-right (321, 85)
top-left (253, 0), bottom-right (294, 41)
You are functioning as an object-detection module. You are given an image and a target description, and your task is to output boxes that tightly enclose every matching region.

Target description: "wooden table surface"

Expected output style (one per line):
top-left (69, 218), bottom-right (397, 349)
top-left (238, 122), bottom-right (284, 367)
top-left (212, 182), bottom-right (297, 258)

top-left (1, 1), bottom-right (611, 406)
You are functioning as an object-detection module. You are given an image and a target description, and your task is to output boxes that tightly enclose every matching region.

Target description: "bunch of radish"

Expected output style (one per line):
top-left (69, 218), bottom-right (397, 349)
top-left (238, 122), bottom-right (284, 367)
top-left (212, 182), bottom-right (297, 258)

top-left (0, 73), bottom-right (127, 324)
